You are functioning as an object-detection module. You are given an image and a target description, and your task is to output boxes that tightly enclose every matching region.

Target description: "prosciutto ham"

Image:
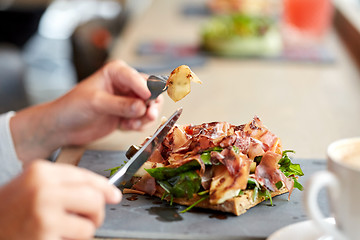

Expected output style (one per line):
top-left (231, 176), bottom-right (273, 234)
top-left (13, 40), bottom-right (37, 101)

top-left (243, 116), bottom-right (282, 154)
top-left (254, 151), bottom-right (295, 199)
top-left (132, 173), bottom-right (157, 196)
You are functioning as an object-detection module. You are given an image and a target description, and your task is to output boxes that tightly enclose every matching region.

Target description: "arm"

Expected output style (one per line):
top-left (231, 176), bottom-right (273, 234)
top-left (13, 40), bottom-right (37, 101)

top-left (0, 112), bottom-right (22, 185)
top-left (10, 60), bottom-right (163, 165)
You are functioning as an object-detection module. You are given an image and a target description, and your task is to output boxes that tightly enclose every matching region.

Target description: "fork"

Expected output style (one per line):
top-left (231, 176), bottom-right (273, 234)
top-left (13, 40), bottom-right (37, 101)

top-left (146, 75), bottom-right (168, 103)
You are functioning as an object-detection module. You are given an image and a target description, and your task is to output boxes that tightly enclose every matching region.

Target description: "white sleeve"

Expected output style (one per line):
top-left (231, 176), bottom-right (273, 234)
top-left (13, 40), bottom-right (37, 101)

top-left (0, 112), bottom-right (22, 186)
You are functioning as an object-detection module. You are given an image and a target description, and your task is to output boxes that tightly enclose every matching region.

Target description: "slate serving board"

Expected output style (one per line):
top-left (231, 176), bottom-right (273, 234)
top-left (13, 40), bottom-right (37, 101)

top-left (78, 150), bottom-right (329, 240)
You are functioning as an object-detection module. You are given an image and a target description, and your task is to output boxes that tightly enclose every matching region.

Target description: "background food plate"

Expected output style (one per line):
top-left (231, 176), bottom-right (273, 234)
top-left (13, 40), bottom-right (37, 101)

top-left (78, 150), bottom-right (329, 240)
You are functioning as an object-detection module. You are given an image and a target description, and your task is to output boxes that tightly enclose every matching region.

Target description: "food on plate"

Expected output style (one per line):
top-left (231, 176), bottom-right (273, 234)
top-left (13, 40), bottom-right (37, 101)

top-left (166, 65), bottom-right (202, 102)
top-left (207, 0), bottom-right (272, 15)
top-left (109, 116), bottom-right (303, 216)
top-left (201, 14), bottom-right (282, 57)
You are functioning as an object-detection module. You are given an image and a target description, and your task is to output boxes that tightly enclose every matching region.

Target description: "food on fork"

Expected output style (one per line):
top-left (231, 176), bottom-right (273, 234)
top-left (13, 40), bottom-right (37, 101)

top-left (166, 65), bottom-right (202, 102)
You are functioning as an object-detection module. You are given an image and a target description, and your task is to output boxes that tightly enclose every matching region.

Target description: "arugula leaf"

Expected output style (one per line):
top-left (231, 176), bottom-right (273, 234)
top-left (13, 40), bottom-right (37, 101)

top-left (232, 146), bottom-right (240, 154)
top-left (157, 170), bottom-right (201, 199)
top-left (253, 186), bottom-right (259, 202)
top-left (200, 147), bottom-right (225, 165)
top-left (259, 189), bottom-right (273, 206)
top-left (278, 151), bottom-right (304, 176)
top-left (254, 156), bottom-right (262, 165)
top-left (104, 166), bottom-right (121, 177)
top-left (278, 150), bottom-right (304, 191)
top-left (180, 195), bottom-right (209, 213)
top-left (275, 181), bottom-right (283, 190)
top-left (147, 161), bottom-right (202, 199)
top-left (202, 146), bottom-right (223, 153)
top-left (146, 160), bottom-right (200, 180)
top-left (197, 190), bottom-right (209, 196)
top-left (293, 177), bottom-right (304, 191)
top-left (200, 152), bottom-right (212, 165)
top-left (105, 161), bottom-right (128, 177)
top-left (157, 180), bottom-right (172, 194)
top-left (161, 192), bottom-right (168, 200)
top-left (247, 177), bottom-right (260, 189)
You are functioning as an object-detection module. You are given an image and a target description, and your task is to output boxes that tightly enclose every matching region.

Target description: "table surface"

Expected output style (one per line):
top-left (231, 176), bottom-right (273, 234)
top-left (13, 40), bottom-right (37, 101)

top-left (56, 0), bottom-right (360, 239)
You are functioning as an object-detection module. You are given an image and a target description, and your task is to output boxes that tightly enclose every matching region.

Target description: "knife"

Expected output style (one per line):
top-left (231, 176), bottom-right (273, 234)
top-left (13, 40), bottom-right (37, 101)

top-left (109, 108), bottom-right (183, 186)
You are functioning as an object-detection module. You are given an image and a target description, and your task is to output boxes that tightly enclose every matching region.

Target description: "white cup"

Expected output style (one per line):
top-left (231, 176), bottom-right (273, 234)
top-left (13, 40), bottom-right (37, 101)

top-left (305, 137), bottom-right (360, 240)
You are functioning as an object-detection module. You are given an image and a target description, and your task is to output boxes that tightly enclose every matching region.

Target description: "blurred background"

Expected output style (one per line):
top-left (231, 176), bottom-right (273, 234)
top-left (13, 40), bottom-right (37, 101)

top-left (0, 0), bottom-right (144, 112)
top-left (0, 0), bottom-right (359, 125)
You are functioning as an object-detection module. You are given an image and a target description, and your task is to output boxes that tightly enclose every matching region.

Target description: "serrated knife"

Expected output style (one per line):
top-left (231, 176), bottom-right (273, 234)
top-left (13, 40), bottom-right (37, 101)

top-left (109, 108), bottom-right (182, 186)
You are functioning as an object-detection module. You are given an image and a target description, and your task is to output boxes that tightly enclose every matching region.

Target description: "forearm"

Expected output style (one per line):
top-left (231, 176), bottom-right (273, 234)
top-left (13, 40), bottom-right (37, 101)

top-left (10, 102), bottom-right (67, 165)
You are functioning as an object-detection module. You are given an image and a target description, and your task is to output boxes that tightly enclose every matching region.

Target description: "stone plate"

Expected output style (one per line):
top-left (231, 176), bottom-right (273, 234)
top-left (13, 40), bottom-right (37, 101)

top-left (78, 150), bottom-right (328, 240)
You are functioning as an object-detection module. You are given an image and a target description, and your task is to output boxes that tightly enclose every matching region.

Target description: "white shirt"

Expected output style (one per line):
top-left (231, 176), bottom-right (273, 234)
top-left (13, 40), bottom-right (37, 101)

top-left (0, 112), bottom-right (22, 186)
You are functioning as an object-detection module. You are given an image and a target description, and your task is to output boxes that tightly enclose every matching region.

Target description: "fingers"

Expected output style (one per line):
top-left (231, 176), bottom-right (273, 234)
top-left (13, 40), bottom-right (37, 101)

top-left (53, 163), bottom-right (122, 204)
top-left (60, 185), bottom-right (105, 227)
top-left (118, 95), bottom-right (163, 131)
top-left (104, 60), bottom-right (151, 100)
top-left (92, 91), bottom-right (147, 118)
top-left (147, 95), bottom-right (163, 121)
top-left (60, 214), bottom-right (96, 240)
top-left (10, 161), bottom-right (121, 240)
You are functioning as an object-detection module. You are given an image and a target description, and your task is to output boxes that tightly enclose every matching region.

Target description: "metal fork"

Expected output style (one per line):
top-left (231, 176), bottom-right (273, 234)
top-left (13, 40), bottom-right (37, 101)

top-left (146, 75), bottom-right (168, 103)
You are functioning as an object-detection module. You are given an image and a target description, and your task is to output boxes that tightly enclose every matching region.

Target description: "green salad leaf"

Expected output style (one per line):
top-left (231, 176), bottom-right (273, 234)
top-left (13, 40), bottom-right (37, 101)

top-left (200, 146), bottom-right (239, 165)
top-left (202, 146), bottom-right (223, 153)
top-left (200, 147), bottom-right (223, 165)
top-left (146, 161), bottom-right (202, 199)
top-left (167, 171), bottom-right (201, 198)
top-left (145, 160), bottom-right (200, 180)
top-left (247, 177), bottom-right (260, 189)
top-left (104, 163), bottom-right (127, 177)
top-left (253, 150), bottom-right (304, 191)
top-left (180, 195), bottom-right (209, 213)
top-left (258, 189), bottom-right (273, 206)
top-left (278, 150), bottom-right (304, 191)
top-left (278, 150), bottom-right (304, 177)
top-left (157, 171), bottom-right (201, 199)
top-left (200, 152), bottom-right (212, 165)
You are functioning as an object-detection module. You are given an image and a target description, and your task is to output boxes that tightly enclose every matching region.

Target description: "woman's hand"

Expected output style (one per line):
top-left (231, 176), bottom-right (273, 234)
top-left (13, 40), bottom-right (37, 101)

top-left (0, 160), bottom-right (121, 240)
top-left (10, 60), bottom-right (163, 163)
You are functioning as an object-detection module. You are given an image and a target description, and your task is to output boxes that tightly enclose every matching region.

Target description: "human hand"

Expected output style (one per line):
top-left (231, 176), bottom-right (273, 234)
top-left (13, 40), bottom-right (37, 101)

top-left (0, 160), bottom-right (121, 240)
top-left (51, 60), bottom-right (164, 142)
top-left (11, 60), bottom-right (163, 162)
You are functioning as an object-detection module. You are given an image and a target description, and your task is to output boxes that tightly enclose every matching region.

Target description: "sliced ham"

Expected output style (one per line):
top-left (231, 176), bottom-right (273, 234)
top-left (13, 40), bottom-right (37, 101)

top-left (219, 135), bottom-right (237, 148)
top-left (255, 151), bottom-right (294, 199)
top-left (132, 173), bottom-right (157, 196)
top-left (147, 148), bottom-right (166, 163)
top-left (210, 151), bottom-right (224, 165)
top-left (167, 154), bottom-right (205, 176)
top-left (218, 147), bottom-right (252, 177)
top-left (201, 166), bottom-right (213, 190)
top-left (248, 138), bottom-right (265, 160)
top-left (233, 131), bottom-right (251, 153)
top-left (243, 116), bottom-right (281, 154)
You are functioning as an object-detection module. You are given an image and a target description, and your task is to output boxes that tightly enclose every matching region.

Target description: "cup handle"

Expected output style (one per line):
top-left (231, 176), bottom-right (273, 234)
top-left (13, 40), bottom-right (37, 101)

top-left (305, 171), bottom-right (346, 240)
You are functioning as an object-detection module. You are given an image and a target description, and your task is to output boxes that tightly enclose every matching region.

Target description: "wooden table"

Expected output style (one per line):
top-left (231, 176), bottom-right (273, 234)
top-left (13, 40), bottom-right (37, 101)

top-left (57, 0), bottom-right (360, 239)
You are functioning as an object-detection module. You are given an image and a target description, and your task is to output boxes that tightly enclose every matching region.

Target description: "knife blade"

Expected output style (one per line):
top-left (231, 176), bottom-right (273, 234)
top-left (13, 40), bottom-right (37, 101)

top-left (108, 108), bottom-right (182, 186)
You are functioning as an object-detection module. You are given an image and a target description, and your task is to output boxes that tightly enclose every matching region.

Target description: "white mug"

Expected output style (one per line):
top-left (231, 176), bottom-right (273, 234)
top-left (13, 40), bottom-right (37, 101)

top-left (305, 137), bottom-right (360, 240)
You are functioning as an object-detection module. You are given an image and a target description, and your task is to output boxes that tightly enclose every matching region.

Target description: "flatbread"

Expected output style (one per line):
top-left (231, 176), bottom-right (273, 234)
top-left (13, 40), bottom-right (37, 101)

top-left (153, 187), bottom-right (288, 216)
